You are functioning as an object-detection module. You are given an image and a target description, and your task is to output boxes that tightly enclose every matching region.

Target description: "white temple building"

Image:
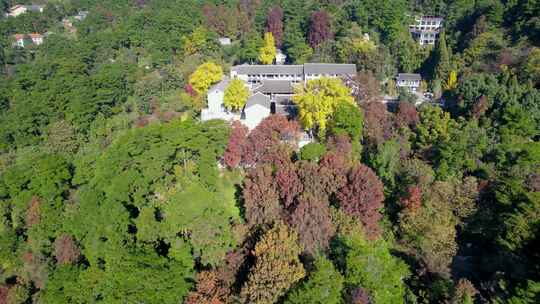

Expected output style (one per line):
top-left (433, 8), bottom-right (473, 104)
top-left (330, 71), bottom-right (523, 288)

top-left (201, 63), bottom-right (356, 130)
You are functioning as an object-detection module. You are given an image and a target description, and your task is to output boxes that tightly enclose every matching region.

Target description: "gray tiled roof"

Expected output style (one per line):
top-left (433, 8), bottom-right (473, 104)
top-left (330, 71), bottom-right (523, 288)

top-left (231, 63), bottom-right (357, 76)
top-left (304, 63), bottom-right (356, 75)
top-left (246, 92), bottom-right (271, 108)
top-left (26, 5), bottom-right (44, 11)
top-left (254, 80), bottom-right (296, 94)
top-left (208, 76), bottom-right (231, 92)
top-left (397, 73), bottom-right (421, 81)
top-left (232, 64), bottom-right (303, 75)
top-left (420, 16), bottom-right (443, 21)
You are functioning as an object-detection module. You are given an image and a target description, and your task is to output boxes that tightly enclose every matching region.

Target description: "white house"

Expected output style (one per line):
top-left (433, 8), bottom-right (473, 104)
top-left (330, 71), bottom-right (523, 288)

top-left (13, 33), bottom-right (44, 48)
top-left (396, 73), bottom-right (422, 92)
top-left (74, 11), bottom-right (89, 21)
top-left (409, 16), bottom-right (443, 46)
top-left (6, 4), bottom-right (44, 17)
top-left (218, 37), bottom-right (231, 46)
top-left (202, 63), bottom-right (356, 130)
top-left (201, 77), bottom-right (238, 122)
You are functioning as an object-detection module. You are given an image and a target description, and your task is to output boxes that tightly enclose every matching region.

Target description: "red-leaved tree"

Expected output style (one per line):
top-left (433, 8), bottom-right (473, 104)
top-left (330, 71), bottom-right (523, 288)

top-left (297, 161), bottom-right (336, 198)
top-left (275, 162), bottom-right (303, 208)
top-left (471, 95), bottom-right (489, 119)
top-left (395, 101), bottom-right (419, 129)
top-left (185, 83), bottom-right (196, 97)
top-left (337, 164), bottom-right (384, 239)
top-left (327, 134), bottom-right (353, 156)
top-left (53, 234), bottom-right (81, 265)
top-left (354, 71), bottom-right (381, 103)
top-left (202, 4), bottom-right (250, 37)
top-left (260, 144), bottom-right (294, 169)
top-left (26, 196), bottom-right (41, 228)
top-left (239, 0), bottom-right (261, 21)
top-left (289, 194), bottom-right (335, 254)
top-left (319, 152), bottom-right (349, 191)
top-left (266, 6), bottom-right (283, 48)
top-left (223, 121), bottom-right (248, 168)
top-left (243, 115), bottom-right (300, 166)
top-left (308, 10), bottom-right (333, 48)
top-left (243, 165), bottom-right (282, 226)
top-left (0, 285), bottom-right (9, 304)
top-left (185, 271), bottom-right (229, 304)
top-left (351, 287), bottom-right (372, 304)
top-left (400, 185), bottom-right (422, 212)
top-left (361, 102), bottom-right (394, 148)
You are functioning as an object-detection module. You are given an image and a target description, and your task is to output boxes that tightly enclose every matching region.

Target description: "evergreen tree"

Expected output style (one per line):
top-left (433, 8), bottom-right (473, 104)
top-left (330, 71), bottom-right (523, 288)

top-left (0, 43), bottom-right (5, 75)
top-left (434, 31), bottom-right (451, 82)
top-left (240, 31), bottom-right (264, 63)
top-left (283, 22), bottom-right (313, 63)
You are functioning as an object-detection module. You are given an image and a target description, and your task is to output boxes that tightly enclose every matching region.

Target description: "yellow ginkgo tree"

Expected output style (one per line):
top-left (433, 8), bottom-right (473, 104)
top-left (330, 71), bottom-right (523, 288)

top-left (223, 79), bottom-right (249, 111)
top-left (292, 77), bottom-right (355, 138)
top-left (258, 32), bottom-right (277, 65)
top-left (444, 70), bottom-right (458, 91)
top-left (188, 62), bottom-right (223, 95)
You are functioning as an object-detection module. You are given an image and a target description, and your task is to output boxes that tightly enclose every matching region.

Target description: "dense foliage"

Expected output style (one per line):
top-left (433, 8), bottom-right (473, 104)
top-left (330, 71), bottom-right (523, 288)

top-left (1, 0), bottom-right (540, 303)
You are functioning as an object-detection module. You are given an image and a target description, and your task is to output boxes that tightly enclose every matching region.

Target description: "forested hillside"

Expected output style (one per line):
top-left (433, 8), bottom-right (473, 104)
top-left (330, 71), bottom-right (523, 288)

top-left (0, 0), bottom-right (539, 303)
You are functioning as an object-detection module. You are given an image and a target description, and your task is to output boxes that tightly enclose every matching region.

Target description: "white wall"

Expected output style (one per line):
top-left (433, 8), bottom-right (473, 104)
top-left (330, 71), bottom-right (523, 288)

top-left (207, 89), bottom-right (224, 112)
top-left (201, 109), bottom-right (236, 122)
top-left (32, 37), bottom-right (43, 45)
top-left (243, 104), bottom-right (270, 130)
top-left (231, 71), bottom-right (249, 83)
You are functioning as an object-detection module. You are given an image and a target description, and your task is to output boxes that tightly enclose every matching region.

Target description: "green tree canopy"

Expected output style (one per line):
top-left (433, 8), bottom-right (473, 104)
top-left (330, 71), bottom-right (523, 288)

top-left (284, 255), bottom-right (344, 304)
top-left (341, 231), bottom-right (410, 304)
top-left (330, 102), bottom-right (364, 141)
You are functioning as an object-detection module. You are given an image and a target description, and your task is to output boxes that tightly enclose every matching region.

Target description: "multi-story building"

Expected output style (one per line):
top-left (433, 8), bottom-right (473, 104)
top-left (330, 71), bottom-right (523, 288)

top-left (5, 4), bottom-right (45, 17)
top-left (409, 16), bottom-right (443, 46)
top-left (230, 63), bottom-right (355, 87)
top-left (202, 63), bottom-right (356, 130)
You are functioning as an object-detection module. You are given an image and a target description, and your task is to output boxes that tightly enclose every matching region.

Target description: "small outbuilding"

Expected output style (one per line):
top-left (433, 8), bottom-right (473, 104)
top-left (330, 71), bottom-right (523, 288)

top-left (275, 49), bottom-right (287, 65)
top-left (218, 37), bottom-right (232, 46)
